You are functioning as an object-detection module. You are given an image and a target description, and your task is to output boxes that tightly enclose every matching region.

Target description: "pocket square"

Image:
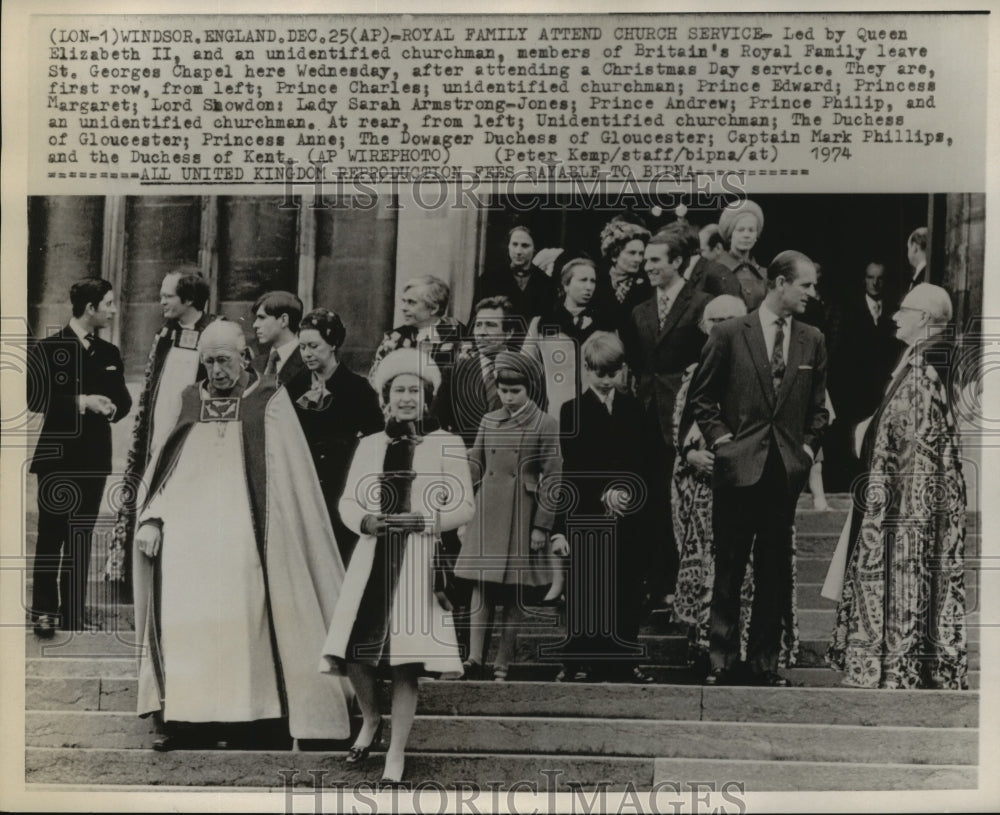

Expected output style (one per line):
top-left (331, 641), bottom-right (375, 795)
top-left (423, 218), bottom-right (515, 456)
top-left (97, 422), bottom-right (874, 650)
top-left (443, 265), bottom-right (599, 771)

top-left (798, 365), bottom-right (813, 370)
top-left (105, 365), bottom-right (119, 371)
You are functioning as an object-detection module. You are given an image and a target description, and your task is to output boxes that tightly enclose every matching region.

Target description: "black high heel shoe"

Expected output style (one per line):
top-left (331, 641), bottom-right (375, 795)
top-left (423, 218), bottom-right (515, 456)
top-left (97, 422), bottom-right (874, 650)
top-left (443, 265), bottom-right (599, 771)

top-left (344, 718), bottom-right (384, 765)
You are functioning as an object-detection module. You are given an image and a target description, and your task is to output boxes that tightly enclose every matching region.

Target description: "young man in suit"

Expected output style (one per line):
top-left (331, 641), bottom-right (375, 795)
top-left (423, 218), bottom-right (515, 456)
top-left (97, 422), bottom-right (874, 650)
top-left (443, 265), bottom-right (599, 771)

top-left (28, 278), bottom-right (132, 636)
top-left (688, 250), bottom-right (828, 687)
top-left (622, 231), bottom-right (712, 612)
top-left (252, 290), bottom-right (306, 394)
top-left (435, 296), bottom-right (520, 447)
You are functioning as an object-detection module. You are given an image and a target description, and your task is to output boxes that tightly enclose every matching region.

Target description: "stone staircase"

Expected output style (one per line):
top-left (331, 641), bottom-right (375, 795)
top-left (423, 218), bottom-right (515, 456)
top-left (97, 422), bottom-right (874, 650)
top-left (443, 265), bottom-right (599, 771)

top-left (22, 495), bottom-right (982, 791)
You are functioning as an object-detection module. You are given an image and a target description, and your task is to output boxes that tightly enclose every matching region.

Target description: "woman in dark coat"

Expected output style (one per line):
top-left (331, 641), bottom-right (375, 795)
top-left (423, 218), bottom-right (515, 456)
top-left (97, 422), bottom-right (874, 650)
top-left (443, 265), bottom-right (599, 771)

top-left (291, 309), bottom-right (384, 563)
top-left (592, 216), bottom-right (652, 332)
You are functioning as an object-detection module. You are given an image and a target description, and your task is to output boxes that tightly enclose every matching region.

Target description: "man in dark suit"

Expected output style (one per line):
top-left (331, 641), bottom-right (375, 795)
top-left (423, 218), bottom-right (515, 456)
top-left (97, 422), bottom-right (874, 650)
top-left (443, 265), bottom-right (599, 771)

top-left (435, 295), bottom-right (522, 447)
top-left (28, 278), bottom-right (132, 636)
top-left (829, 261), bottom-right (904, 425)
top-left (252, 291), bottom-right (306, 396)
top-left (689, 250), bottom-right (828, 686)
top-left (661, 221), bottom-right (740, 299)
top-left (622, 231), bottom-right (711, 611)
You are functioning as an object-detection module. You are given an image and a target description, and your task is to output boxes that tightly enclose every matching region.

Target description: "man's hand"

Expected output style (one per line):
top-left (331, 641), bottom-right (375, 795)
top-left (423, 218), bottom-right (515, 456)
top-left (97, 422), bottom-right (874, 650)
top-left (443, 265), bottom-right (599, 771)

top-left (136, 523), bottom-right (162, 559)
top-left (530, 527), bottom-right (549, 552)
top-left (360, 514), bottom-right (384, 535)
top-left (79, 394), bottom-right (115, 417)
top-left (550, 533), bottom-right (570, 557)
top-left (686, 448), bottom-right (715, 475)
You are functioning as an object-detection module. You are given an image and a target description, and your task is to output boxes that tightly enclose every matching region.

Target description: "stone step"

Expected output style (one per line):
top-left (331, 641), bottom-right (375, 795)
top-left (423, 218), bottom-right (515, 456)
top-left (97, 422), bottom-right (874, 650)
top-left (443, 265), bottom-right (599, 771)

top-left (25, 745), bottom-right (977, 791)
top-left (24, 656), bottom-right (982, 691)
top-left (25, 631), bottom-right (142, 659)
top-left (23, 745), bottom-right (652, 789)
top-left (652, 758), bottom-right (977, 792)
top-left (25, 711), bottom-right (977, 765)
top-left (26, 674), bottom-right (977, 728)
top-left (781, 667), bottom-right (981, 690)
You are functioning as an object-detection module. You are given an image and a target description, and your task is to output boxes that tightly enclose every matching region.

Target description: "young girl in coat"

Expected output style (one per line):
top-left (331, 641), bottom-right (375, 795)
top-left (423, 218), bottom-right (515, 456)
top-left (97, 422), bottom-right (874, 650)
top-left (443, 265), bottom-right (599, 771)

top-left (453, 350), bottom-right (563, 681)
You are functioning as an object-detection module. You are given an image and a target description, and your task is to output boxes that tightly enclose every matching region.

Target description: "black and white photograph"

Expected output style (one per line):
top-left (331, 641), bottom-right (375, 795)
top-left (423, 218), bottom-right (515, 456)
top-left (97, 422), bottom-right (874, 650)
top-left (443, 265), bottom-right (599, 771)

top-left (1, 3), bottom-right (996, 813)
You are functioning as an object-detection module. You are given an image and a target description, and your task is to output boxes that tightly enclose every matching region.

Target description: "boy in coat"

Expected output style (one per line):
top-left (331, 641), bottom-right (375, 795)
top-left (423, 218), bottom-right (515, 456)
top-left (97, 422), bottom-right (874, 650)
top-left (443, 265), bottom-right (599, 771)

top-left (555, 332), bottom-right (653, 683)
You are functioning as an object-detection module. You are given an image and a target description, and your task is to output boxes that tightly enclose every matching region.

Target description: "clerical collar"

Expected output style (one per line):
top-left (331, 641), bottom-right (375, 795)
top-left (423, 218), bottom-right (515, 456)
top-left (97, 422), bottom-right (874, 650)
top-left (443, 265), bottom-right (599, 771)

top-left (178, 311), bottom-right (203, 330)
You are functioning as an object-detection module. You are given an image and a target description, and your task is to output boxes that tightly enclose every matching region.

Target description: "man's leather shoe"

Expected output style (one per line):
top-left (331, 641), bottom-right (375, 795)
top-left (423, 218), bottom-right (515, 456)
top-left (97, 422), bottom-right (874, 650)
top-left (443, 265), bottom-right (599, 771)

top-left (33, 615), bottom-right (55, 639)
top-left (754, 671), bottom-right (790, 687)
top-left (629, 667), bottom-right (656, 684)
top-left (704, 667), bottom-right (731, 686)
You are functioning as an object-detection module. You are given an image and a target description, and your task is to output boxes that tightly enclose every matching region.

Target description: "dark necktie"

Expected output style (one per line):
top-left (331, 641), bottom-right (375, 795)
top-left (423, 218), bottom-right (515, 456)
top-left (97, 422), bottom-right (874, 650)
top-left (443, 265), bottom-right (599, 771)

top-left (657, 293), bottom-right (671, 331)
top-left (264, 348), bottom-right (280, 376)
top-left (483, 357), bottom-right (500, 410)
top-left (771, 317), bottom-right (786, 393)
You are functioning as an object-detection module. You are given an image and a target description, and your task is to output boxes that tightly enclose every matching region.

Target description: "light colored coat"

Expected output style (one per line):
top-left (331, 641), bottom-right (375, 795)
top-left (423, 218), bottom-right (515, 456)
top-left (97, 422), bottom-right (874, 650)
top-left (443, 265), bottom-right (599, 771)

top-left (322, 429), bottom-right (475, 676)
top-left (454, 401), bottom-right (562, 586)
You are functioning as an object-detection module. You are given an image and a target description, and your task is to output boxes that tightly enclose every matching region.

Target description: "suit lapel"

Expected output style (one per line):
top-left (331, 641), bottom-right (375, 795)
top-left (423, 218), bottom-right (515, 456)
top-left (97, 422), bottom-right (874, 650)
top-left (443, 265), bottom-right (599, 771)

top-left (656, 283), bottom-right (692, 344)
top-left (775, 320), bottom-right (807, 409)
top-left (636, 298), bottom-right (658, 348)
top-left (742, 315), bottom-right (775, 406)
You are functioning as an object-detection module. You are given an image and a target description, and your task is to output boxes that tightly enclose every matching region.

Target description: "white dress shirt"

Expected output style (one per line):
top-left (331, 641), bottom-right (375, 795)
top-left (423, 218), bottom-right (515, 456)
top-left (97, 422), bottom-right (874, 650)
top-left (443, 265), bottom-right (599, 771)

top-left (273, 338), bottom-right (300, 372)
top-left (758, 302), bottom-right (791, 362)
top-left (865, 294), bottom-right (882, 324)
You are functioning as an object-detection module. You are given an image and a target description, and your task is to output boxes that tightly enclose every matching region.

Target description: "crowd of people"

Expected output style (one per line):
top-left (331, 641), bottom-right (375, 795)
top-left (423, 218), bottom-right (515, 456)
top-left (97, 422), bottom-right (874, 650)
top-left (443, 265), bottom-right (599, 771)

top-left (26, 205), bottom-right (970, 786)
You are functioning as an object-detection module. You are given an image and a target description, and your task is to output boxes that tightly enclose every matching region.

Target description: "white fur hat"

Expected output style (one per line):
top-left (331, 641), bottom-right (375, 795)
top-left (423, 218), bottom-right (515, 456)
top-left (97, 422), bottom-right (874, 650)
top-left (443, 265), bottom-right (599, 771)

top-left (372, 347), bottom-right (442, 394)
